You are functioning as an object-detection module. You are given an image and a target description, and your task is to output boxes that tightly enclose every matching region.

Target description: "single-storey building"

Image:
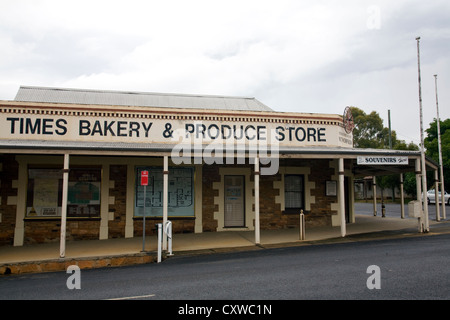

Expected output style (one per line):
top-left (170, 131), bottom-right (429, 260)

top-left (0, 86), bottom-right (439, 255)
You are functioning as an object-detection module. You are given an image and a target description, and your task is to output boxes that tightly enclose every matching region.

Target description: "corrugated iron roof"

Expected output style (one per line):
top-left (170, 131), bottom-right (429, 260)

top-left (14, 86), bottom-right (274, 112)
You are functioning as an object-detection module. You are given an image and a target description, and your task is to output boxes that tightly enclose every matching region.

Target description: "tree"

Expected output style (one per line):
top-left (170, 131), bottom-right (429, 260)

top-left (351, 107), bottom-right (385, 149)
top-left (350, 107), bottom-right (418, 150)
top-left (424, 118), bottom-right (450, 192)
top-left (403, 172), bottom-right (417, 198)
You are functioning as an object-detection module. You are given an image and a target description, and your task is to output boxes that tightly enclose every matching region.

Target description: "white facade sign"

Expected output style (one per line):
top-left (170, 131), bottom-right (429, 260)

top-left (0, 113), bottom-right (353, 148)
top-left (357, 156), bottom-right (408, 165)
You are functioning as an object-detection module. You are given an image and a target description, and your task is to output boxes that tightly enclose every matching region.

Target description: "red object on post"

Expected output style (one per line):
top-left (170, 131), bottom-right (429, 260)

top-left (141, 170), bottom-right (149, 186)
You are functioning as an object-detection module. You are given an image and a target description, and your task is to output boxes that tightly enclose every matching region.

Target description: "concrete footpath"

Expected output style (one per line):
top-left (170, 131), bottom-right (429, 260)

top-left (1, 214), bottom-right (450, 275)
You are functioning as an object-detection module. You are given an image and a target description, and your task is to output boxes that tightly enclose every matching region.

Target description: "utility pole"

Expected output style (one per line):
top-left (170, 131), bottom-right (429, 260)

top-left (434, 74), bottom-right (446, 220)
top-left (388, 109), bottom-right (392, 149)
top-left (416, 36), bottom-right (429, 232)
top-left (388, 109), bottom-right (395, 204)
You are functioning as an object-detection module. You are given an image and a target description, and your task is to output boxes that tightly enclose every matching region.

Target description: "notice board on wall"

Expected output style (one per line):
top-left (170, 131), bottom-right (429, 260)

top-left (135, 167), bottom-right (194, 217)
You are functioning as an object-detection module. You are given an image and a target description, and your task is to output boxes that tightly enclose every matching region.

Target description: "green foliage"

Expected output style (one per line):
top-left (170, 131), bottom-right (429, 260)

top-left (350, 107), bottom-right (418, 151)
top-left (351, 107), bottom-right (384, 148)
top-left (403, 172), bottom-right (418, 197)
top-left (425, 118), bottom-right (450, 192)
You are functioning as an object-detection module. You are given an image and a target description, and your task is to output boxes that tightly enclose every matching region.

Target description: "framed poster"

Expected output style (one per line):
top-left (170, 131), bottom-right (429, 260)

top-left (326, 180), bottom-right (337, 196)
top-left (135, 167), bottom-right (194, 217)
top-left (26, 167), bottom-right (101, 218)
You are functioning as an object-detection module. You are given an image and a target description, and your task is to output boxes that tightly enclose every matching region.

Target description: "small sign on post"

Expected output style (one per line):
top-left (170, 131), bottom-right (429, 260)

top-left (141, 170), bottom-right (149, 186)
top-left (141, 170), bottom-right (149, 252)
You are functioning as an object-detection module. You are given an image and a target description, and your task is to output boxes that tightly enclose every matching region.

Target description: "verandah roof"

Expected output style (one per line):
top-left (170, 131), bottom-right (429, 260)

top-left (0, 138), bottom-right (438, 177)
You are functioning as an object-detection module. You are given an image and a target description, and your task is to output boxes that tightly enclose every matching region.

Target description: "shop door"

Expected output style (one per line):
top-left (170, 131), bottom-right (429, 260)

top-left (224, 175), bottom-right (245, 227)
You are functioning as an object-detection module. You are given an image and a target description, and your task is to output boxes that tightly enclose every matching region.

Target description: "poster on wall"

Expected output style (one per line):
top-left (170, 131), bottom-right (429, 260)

top-left (135, 167), bottom-right (194, 217)
top-left (27, 169), bottom-right (61, 217)
top-left (326, 180), bottom-right (337, 196)
top-left (26, 168), bottom-right (101, 218)
top-left (68, 169), bottom-right (101, 217)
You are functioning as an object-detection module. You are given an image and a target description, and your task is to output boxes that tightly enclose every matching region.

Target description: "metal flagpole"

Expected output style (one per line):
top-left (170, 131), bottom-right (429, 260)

top-left (434, 74), bottom-right (446, 220)
top-left (416, 36), bottom-right (429, 232)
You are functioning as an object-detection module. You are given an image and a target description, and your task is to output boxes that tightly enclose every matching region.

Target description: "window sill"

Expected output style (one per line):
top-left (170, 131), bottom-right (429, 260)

top-left (282, 209), bottom-right (309, 215)
top-left (133, 216), bottom-right (195, 220)
top-left (24, 217), bottom-right (101, 221)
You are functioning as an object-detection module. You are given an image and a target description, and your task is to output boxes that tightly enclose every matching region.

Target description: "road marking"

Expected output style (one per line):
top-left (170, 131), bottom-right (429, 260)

top-left (106, 294), bottom-right (156, 300)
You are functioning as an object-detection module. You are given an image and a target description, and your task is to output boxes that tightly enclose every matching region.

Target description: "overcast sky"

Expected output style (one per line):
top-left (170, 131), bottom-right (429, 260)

top-left (1, 0), bottom-right (449, 145)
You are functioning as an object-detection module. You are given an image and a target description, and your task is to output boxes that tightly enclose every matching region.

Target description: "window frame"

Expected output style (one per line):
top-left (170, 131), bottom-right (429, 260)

top-left (26, 166), bottom-right (102, 219)
top-left (283, 174), bottom-right (305, 214)
top-left (134, 166), bottom-right (195, 218)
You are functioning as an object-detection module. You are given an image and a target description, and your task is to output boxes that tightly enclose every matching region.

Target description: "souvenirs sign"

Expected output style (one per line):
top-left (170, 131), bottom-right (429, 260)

top-left (357, 156), bottom-right (409, 165)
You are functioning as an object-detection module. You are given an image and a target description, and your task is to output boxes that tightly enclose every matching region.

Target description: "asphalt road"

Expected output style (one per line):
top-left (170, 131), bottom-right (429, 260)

top-left (1, 233), bottom-right (449, 301)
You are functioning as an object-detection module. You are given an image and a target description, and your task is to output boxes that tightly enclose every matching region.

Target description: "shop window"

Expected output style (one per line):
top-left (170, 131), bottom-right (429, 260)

top-left (67, 168), bottom-right (101, 217)
top-left (26, 168), bottom-right (101, 218)
top-left (284, 174), bottom-right (305, 213)
top-left (135, 167), bottom-right (194, 217)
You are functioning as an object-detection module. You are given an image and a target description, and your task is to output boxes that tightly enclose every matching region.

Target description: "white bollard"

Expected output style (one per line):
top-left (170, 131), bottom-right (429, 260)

top-left (299, 210), bottom-right (305, 240)
top-left (157, 223), bottom-right (162, 263)
top-left (165, 221), bottom-right (173, 256)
